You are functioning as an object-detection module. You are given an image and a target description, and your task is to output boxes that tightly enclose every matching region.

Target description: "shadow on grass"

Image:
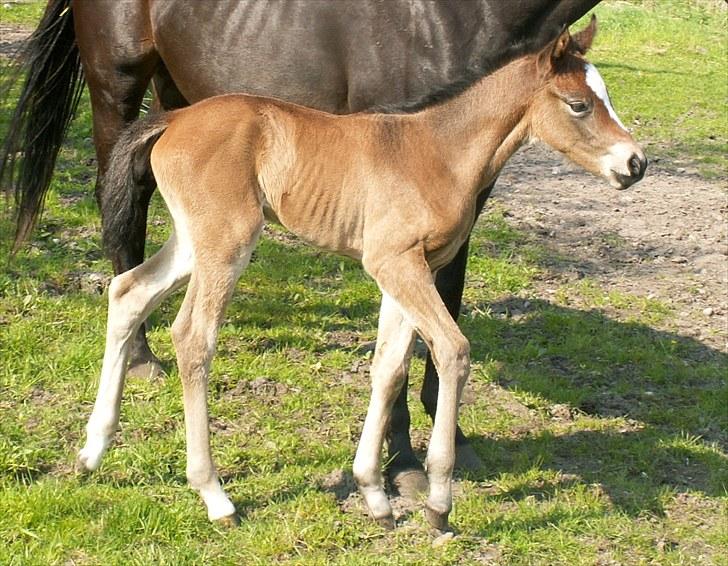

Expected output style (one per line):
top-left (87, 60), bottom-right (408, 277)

top-left (2, 218), bottom-right (725, 523)
top-left (457, 297), bottom-right (727, 516)
top-left (468, 427), bottom-right (727, 518)
top-left (467, 298), bottom-right (727, 441)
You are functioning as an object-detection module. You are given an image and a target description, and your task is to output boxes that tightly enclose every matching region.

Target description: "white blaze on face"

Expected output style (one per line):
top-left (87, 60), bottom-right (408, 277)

top-left (584, 63), bottom-right (628, 131)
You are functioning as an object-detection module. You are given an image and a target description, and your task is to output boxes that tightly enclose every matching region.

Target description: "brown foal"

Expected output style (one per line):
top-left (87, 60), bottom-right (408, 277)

top-left (77, 19), bottom-right (646, 531)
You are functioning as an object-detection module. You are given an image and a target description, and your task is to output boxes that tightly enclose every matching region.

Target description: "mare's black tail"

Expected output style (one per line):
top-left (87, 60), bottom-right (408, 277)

top-left (100, 114), bottom-right (170, 257)
top-left (1, 0), bottom-right (84, 252)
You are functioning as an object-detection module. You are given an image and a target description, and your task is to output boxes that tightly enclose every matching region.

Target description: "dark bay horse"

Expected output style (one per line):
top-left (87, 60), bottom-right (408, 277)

top-left (78, 19), bottom-right (645, 530)
top-left (1, 0), bottom-right (600, 490)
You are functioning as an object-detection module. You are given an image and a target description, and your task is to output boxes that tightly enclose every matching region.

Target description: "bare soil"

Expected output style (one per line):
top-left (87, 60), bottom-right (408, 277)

top-left (0, 22), bottom-right (27, 58)
top-left (494, 143), bottom-right (727, 353)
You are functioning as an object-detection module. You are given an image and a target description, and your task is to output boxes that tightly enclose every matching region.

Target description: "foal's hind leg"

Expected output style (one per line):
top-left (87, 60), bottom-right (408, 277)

top-left (171, 230), bottom-right (261, 524)
top-left (78, 233), bottom-right (191, 471)
top-left (353, 294), bottom-right (416, 528)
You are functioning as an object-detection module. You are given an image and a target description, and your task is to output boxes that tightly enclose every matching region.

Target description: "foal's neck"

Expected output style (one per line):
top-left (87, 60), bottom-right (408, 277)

top-left (419, 55), bottom-right (539, 192)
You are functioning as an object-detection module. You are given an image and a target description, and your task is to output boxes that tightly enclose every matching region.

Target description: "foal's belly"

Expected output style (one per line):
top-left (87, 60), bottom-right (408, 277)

top-left (262, 180), bottom-right (365, 261)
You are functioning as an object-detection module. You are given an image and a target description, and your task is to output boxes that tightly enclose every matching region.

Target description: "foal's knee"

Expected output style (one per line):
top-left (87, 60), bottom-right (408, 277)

top-left (435, 335), bottom-right (470, 387)
top-left (107, 273), bottom-right (134, 306)
top-left (370, 352), bottom-right (409, 399)
top-left (106, 274), bottom-right (141, 337)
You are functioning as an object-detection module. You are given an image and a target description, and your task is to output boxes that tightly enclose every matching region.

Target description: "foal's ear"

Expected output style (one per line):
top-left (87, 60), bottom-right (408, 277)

top-left (538, 26), bottom-right (571, 73)
top-left (573, 14), bottom-right (598, 54)
top-left (550, 27), bottom-right (572, 61)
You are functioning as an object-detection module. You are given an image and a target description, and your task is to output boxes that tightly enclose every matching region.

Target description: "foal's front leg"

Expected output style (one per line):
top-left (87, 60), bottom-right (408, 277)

top-left (388, 185), bottom-right (492, 479)
top-left (364, 249), bottom-right (470, 532)
top-left (353, 294), bottom-right (416, 528)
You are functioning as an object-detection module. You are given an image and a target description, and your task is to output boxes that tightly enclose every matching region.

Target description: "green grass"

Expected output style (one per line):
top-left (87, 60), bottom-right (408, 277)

top-left (584, 0), bottom-right (728, 176)
top-left (1, 1), bottom-right (727, 564)
top-left (0, 1), bottom-right (44, 25)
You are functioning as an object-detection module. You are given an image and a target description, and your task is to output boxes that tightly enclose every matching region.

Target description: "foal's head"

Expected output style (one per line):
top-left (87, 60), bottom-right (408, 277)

top-left (529, 17), bottom-right (647, 189)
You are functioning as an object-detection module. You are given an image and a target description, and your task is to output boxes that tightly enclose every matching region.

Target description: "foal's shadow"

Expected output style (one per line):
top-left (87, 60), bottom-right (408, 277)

top-left (455, 298), bottom-right (727, 518)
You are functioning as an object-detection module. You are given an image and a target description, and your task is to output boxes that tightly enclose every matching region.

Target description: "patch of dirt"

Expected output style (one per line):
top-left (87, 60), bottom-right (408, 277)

top-left (221, 376), bottom-right (296, 401)
top-left (319, 467), bottom-right (451, 525)
top-left (493, 143), bottom-right (727, 353)
top-left (0, 23), bottom-right (28, 58)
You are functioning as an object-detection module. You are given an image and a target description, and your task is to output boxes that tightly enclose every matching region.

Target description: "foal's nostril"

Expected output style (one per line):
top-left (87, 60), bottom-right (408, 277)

top-left (629, 154), bottom-right (647, 178)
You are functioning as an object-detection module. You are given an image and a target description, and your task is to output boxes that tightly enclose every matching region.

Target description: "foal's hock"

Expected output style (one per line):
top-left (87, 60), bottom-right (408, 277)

top-left (78, 20), bottom-right (646, 531)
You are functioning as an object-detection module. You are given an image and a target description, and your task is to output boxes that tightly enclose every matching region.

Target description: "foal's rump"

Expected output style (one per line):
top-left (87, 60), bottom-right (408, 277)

top-left (150, 97), bottom-right (269, 251)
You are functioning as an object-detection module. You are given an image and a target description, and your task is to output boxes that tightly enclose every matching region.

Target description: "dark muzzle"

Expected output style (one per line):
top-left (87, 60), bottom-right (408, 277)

top-left (615, 153), bottom-right (647, 189)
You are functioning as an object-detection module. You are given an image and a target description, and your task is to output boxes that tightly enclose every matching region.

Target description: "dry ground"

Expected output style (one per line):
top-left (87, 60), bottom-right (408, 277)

top-left (495, 143), bottom-right (727, 353)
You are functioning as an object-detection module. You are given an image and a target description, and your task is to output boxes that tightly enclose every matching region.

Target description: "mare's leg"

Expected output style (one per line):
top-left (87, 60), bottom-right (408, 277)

top-left (385, 377), bottom-right (429, 498)
top-left (78, 233), bottom-right (191, 471)
top-left (74, 8), bottom-right (162, 377)
top-left (353, 294), bottom-right (416, 528)
top-left (366, 249), bottom-right (470, 532)
top-left (151, 63), bottom-right (190, 111)
top-left (171, 233), bottom-right (260, 524)
top-left (387, 184), bottom-right (493, 479)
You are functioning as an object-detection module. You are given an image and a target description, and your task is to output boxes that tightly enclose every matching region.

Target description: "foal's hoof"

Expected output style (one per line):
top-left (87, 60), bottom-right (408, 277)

top-left (75, 447), bottom-right (102, 475)
top-left (424, 505), bottom-right (451, 533)
top-left (214, 513), bottom-right (241, 528)
top-left (455, 442), bottom-right (484, 473)
top-left (127, 359), bottom-right (163, 379)
top-left (74, 456), bottom-right (93, 476)
top-left (390, 469), bottom-right (429, 501)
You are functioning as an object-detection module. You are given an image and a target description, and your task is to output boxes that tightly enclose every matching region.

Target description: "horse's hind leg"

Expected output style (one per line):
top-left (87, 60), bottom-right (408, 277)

top-left (353, 294), bottom-right (416, 528)
top-left (77, 232), bottom-right (191, 472)
top-left (74, 8), bottom-right (163, 378)
top-left (171, 224), bottom-right (262, 524)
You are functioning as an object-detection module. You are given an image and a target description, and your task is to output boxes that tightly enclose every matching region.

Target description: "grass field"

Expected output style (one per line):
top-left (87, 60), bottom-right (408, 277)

top-left (1, 1), bottom-right (727, 564)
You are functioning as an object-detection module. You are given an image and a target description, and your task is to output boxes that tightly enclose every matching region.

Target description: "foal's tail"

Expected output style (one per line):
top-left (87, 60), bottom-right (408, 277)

top-left (100, 114), bottom-right (170, 257)
top-left (0, 0), bottom-right (84, 252)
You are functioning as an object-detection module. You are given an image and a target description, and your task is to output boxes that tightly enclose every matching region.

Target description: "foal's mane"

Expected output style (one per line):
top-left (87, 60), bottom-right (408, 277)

top-left (372, 27), bottom-right (562, 115)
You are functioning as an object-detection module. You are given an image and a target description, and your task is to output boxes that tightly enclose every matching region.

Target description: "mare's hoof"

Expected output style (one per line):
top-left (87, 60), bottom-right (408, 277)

top-left (214, 513), bottom-right (241, 528)
top-left (389, 469), bottom-right (429, 501)
top-left (455, 442), bottom-right (484, 473)
top-left (375, 515), bottom-right (396, 530)
top-left (424, 505), bottom-right (450, 533)
top-left (127, 359), bottom-right (163, 379)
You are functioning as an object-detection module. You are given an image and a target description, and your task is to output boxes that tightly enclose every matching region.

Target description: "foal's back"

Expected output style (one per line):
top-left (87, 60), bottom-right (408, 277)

top-left (151, 95), bottom-right (456, 261)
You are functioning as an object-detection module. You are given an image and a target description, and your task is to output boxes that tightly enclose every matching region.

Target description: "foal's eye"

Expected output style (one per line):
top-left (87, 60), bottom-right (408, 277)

top-left (567, 101), bottom-right (590, 115)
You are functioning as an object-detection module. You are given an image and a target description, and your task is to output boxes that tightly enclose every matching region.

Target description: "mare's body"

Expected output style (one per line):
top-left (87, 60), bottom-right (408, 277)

top-left (2, 0), bottom-right (600, 483)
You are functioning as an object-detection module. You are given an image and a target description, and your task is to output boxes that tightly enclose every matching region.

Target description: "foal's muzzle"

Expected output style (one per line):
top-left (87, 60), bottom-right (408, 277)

top-left (614, 153), bottom-right (647, 189)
